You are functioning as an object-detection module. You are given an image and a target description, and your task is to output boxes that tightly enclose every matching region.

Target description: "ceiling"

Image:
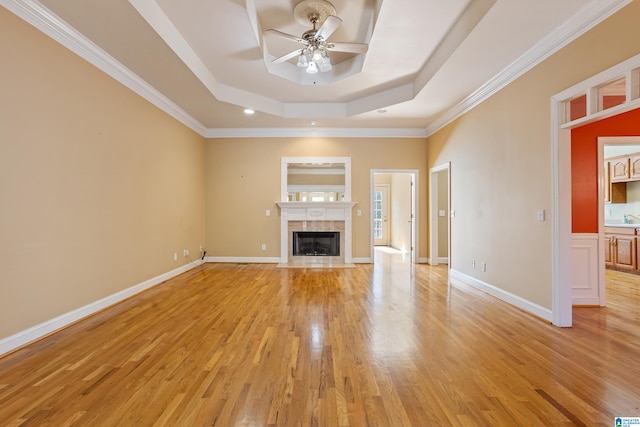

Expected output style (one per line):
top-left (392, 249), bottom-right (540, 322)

top-left (3, 0), bottom-right (629, 136)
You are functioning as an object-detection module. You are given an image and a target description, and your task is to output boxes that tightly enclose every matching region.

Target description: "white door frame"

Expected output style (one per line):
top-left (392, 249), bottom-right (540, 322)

top-left (552, 53), bottom-right (640, 327)
top-left (429, 163), bottom-right (451, 266)
top-left (370, 169), bottom-right (419, 263)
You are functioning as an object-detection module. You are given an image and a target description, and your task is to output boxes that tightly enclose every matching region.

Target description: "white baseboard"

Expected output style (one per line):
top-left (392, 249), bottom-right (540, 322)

top-left (206, 256), bottom-right (374, 265)
top-left (0, 262), bottom-right (200, 357)
top-left (449, 269), bottom-right (552, 322)
top-left (205, 256), bottom-right (280, 263)
top-left (572, 297), bottom-right (600, 306)
top-left (423, 257), bottom-right (446, 265)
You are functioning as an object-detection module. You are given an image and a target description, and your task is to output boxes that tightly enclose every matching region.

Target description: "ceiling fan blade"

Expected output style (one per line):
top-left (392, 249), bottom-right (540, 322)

top-left (327, 42), bottom-right (368, 54)
top-left (265, 29), bottom-right (305, 44)
top-left (272, 49), bottom-right (302, 64)
top-left (315, 15), bottom-right (342, 40)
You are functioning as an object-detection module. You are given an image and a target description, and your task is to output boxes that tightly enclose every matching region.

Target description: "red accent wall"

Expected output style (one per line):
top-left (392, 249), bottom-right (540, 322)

top-left (571, 108), bottom-right (640, 233)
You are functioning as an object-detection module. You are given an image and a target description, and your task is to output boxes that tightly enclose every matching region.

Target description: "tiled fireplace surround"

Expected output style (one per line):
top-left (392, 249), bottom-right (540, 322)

top-left (277, 202), bottom-right (356, 267)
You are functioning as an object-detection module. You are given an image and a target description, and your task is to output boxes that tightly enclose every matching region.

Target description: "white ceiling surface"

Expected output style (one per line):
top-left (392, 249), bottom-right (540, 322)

top-left (6, 0), bottom-right (629, 136)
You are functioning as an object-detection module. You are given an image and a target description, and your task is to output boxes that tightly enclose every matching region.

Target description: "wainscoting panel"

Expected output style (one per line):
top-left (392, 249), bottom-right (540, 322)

top-left (571, 233), bottom-right (600, 306)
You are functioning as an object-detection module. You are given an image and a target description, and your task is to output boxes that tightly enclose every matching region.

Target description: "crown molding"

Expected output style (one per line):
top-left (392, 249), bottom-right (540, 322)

top-left (1, 0), bottom-right (208, 136)
top-left (204, 127), bottom-right (428, 139)
top-left (424, 0), bottom-right (633, 137)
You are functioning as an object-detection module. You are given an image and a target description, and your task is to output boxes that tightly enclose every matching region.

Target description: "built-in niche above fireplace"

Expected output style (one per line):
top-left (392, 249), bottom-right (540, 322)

top-left (281, 157), bottom-right (351, 202)
top-left (277, 157), bottom-right (355, 267)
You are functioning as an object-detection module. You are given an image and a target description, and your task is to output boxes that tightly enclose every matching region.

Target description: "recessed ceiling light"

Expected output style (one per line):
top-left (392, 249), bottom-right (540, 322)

top-left (310, 120), bottom-right (317, 126)
top-left (377, 109), bottom-right (387, 114)
top-left (244, 108), bottom-right (255, 115)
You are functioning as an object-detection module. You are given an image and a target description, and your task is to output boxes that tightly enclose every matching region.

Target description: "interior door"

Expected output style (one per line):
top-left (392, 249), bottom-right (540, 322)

top-left (374, 185), bottom-right (389, 246)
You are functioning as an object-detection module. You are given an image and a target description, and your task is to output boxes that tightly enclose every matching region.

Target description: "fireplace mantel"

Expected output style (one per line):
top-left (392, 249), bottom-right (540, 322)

top-left (276, 201), bottom-right (356, 209)
top-left (277, 201), bottom-right (356, 267)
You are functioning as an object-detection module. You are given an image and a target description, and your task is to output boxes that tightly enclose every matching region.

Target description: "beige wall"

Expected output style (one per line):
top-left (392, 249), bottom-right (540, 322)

top-left (427, 1), bottom-right (640, 309)
top-left (0, 9), bottom-right (206, 339)
top-left (205, 138), bottom-right (428, 259)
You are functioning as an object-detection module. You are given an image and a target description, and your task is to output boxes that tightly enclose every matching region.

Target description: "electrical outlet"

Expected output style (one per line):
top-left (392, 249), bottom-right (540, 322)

top-left (261, 244), bottom-right (267, 251)
top-left (173, 252), bottom-right (177, 261)
top-left (472, 259), bottom-right (476, 268)
top-left (481, 262), bottom-right (486, 272)
top-left (266, 209), bottom-right (270, 217)
top-left (200, 245), bottom-right (204, 252)
top-left (183, 249), bottom-right (189, 256)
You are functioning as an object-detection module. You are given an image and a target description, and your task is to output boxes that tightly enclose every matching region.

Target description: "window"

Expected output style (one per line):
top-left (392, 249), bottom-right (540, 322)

top-left (373, 190), bottom-right (382, 239)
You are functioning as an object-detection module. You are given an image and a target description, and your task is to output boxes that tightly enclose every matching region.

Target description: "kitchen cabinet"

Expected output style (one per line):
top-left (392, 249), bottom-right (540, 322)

top-left (604, 226), bottom-right (638, 272)
top-left (611, 157), bottom-right (630, 182)
top-left (604, 161), bottom-right (627, 203)
top-left (631, 155), bottom-right (640, 180)
top-left (604, 233), bottom-right (614, 267)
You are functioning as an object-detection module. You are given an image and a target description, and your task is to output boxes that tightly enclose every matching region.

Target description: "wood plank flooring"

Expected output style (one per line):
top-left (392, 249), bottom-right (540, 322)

top-left (1, 251), bottom-right (639, 426)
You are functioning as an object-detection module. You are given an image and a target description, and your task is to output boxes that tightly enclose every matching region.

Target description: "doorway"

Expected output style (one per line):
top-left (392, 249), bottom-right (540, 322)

top-left (552, 54), bottom-right (640, 327)
top-left (429, 163), bottom-right (451, 267)
top-left (370, 170), bottom-right (418, 264)
top-left (598, 137), bottom-right (640, 306)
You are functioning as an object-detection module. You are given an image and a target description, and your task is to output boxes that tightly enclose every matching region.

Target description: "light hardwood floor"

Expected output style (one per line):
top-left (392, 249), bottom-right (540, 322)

top-left (1, 251), bottom-right (639, 426)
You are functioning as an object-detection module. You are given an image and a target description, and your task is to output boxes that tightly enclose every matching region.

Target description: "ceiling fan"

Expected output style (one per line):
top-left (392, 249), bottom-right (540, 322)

top-left (265, 0), bottom-right (368, 74)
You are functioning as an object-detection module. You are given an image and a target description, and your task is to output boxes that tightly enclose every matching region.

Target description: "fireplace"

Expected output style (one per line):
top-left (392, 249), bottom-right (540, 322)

top-left (293, 231), bottom-right (340, 256)
top-left (277, 202), bottom-right (356, 267)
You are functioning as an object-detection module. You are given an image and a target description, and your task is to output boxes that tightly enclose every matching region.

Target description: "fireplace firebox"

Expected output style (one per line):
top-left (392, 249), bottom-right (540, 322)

top-left (292, 231), bottom-right (340, 256)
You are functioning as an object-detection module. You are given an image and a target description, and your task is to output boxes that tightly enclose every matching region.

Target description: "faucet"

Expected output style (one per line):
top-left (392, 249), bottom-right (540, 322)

top-left (624, 214), bottom-right (640, 223)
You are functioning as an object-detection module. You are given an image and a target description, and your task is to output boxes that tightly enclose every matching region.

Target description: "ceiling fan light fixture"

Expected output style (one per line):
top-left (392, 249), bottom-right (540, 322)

top-left (320, 55), bottom-right (332, 72)
top-left (265, 0), bottom-right (368, 78)
top-left (312, 48), bottom-right (323, 62)
top-left (297, 52), bottom-right (308, 68)
top-left (306, 60), bottom-right (319, 74)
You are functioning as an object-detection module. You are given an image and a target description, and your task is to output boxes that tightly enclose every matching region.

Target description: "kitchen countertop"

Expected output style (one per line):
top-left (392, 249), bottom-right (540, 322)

top-left (604, 223), bottom-right (640, 228)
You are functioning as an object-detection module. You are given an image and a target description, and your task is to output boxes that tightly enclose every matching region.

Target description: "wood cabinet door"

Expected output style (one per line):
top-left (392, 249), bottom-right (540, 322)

top-left (604, 235), bottom-right (614, 266)
top-left (611, 157), bottom-right (630, 182)
top-left (615, 235), bottom-right (637, 270)
top-left (631, 156), bottom-right (640, 180)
